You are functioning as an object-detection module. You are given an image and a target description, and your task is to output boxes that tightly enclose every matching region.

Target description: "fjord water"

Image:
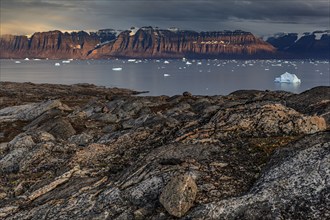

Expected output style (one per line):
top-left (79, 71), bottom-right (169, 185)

top-left (1, 59), bottom-right (329, 96)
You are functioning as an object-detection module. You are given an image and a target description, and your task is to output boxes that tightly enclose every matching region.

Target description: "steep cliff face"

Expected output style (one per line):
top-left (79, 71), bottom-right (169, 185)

top-left (89, 27), bottom-right (276, 58)
top-left (27, 31), bottom-right (100, 59)
top-left (0, 31), bottom-right (100, 59)
top-left (0, 28), bottom-right (276, 59)
top-left (0, 35), bottom-right (30, 58)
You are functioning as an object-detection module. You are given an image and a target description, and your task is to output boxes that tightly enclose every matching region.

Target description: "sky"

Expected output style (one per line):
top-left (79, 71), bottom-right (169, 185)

top-left (1, 0), bottom-right (329, 36)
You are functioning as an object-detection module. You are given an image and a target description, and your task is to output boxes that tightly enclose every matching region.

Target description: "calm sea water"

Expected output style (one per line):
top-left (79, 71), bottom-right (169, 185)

top-left (1, 59), bottom-right (329, 96)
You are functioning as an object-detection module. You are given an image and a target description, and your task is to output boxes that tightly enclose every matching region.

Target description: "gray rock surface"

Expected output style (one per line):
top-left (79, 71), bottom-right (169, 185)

top-left (187, 132), bottom-right (330, 219)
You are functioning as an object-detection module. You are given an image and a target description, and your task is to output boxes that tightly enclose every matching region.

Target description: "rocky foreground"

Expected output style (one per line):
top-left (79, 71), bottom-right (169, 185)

top-left (0, 82), bottom-right (329, 219)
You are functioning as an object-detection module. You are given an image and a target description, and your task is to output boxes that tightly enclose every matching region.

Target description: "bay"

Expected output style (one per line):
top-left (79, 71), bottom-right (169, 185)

top-left (1, 59), bottom-right (329, 96)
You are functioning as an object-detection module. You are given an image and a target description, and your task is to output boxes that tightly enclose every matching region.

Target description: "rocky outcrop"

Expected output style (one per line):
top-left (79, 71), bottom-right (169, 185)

top-left (0, 82), bottom-right (329, 219)
top-left (188, 132), bottom-right (330, 219)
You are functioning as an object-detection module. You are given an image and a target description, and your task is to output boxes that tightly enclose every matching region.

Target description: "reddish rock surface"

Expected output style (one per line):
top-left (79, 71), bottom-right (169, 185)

top-left (0, 28), bottom-right (276, 59)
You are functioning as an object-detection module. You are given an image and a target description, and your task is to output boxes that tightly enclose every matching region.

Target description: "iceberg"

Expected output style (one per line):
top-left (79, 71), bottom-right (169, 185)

top-left (62, 60), bottom-right (70, 63)
top-left (112, 67), bottom-right (122, 71)
top-left (186, 61), bottom-right (192, 65)
top-left (163, 73), bottom-right (170, 77)
top-left (15, 61), bottom-right (21, 64)
top-left (54, 63), bottom-right (61, 66)
top-left (164, 60), bottom-right (170, 64)
top-left (274, 72), bottom-right (301, 83)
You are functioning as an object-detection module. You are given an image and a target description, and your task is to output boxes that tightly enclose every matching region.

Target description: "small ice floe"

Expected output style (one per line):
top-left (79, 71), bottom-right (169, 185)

top-left (197, 62), bottom-right (202, 65)
top-left (179, 67), bottom-right (182, 70)
top-left (186, 61), bottom-right (192, 65)
top-left (164, 60), bottom-right (170, 64)
top-left (182, 57), bottom-right (186, 62)
top-left (128, 59), bottom-right (136, 62)
top-left (156, 60), bottom-right (160, 62)
top-left (163, 73), bottom-right (170, 77)
top-left (62, 60), bottom-right (70, 63)
top-left (33, 59), bottom-right (41, 61)
top-left (15, 61), bottom-right (21, 64)
top-left (112, 67), bottom-right (122, 71)
top-left (265, 68), bottom-right (269, 71)
top-left (55, 63), bottom-right (61, 66)
top-left (24, 58), bottom-right (29, 60)
top-left (274, 72), bottom-right (301, 83)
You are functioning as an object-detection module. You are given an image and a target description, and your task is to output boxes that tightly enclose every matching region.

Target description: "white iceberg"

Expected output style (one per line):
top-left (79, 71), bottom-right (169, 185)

top-left (186, 61), bottom-right (192, 65)
top-left (24, 58), bottom-right (29, 60)
top-left (62, 60), bottom-right (70, 63)
top-left (274, 72), bottom-right (301, 83)
top-left (112, 67), bottom-right (122, 71)
top-left (15, 61), bottom-right (21, 64)
top-left (164, 60), bottom-right (170, 64)
top-left (163, 73), bottom-right (170, 77)
top-left (128, 59), bottom-right (136, 62)
top-left (54, 63), bottom-right (61, 66)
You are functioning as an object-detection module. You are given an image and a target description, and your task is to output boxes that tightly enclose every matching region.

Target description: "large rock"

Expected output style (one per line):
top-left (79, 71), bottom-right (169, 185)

top-left (286, 86), bottom-right (330, 127)
top-left (0, 100), bottom-right (64, 122)
top-left (0, 133), bottom-right (35, 173)
top-left (185, 103), bottom-right (326, 142)
top-left (160, 174), bottom-right (198, 217)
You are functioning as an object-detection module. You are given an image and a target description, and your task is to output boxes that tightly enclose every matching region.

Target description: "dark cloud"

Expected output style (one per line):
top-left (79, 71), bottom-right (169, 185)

top-left (1, 0), bottom-right (329, 35)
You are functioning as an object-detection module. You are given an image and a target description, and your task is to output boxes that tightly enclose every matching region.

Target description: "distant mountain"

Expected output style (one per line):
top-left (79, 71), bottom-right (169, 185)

top-left (266, 31), bottom-right (330, 58)
top-left (0, 30), bottom-right (100, 59)
top-left (0, 27), bottom-right (275, 59)
top-left (88, 27), bottom-right (275, 59)
top-left (0, 27), bottom-right (328, 59)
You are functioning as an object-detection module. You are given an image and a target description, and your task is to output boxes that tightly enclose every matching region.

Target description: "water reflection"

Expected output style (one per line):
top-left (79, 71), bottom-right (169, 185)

top-left (274, 82), bottom-right (301, 93)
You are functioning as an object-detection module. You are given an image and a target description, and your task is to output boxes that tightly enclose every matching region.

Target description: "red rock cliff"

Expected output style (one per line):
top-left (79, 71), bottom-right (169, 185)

top-left (0, 28), bottom-right (276, 59)
top-left (89, 28), bottom-right (276, 58)
top-left (0, 30), bottom-right (100, 59)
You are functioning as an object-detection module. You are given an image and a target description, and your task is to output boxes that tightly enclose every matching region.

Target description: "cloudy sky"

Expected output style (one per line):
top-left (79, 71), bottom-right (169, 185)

top-left (1, 0), bottom-right (329, 36)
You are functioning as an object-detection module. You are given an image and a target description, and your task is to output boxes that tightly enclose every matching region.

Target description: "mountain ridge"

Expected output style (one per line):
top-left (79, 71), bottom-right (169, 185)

top-left (1, 27), bottom-right (329, 59)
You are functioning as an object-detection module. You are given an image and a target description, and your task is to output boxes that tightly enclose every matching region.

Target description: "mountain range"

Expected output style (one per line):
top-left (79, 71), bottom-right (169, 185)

top-left (0, 27), bottom-right (329, 59)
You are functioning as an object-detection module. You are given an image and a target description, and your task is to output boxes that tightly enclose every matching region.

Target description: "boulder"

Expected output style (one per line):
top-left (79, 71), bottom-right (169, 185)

top-left (159, 174), bottom-right (198, 217)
